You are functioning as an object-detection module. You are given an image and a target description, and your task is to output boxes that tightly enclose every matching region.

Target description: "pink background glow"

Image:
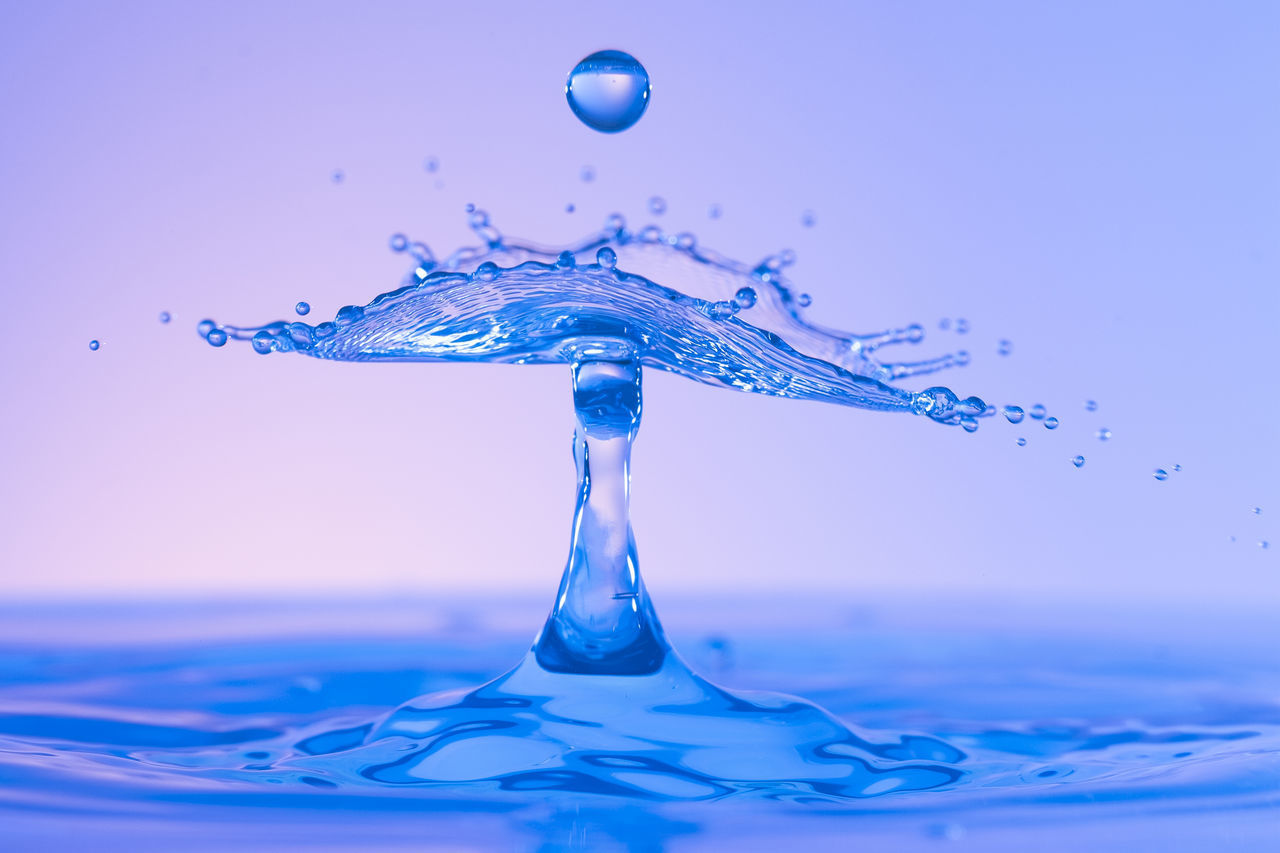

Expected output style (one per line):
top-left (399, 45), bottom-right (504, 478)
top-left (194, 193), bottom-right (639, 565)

top-left (1, 1), bottom-right (1276, 603)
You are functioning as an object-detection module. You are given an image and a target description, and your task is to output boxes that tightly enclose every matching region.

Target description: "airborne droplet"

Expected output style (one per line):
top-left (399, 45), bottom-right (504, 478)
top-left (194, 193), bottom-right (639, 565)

top-left (565, 50), bottom-right (651, 133)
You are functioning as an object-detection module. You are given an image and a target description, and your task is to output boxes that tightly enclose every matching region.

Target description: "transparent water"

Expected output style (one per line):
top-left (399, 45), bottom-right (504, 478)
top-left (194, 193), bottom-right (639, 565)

top-left (566, 50), bottom-right (651, 134)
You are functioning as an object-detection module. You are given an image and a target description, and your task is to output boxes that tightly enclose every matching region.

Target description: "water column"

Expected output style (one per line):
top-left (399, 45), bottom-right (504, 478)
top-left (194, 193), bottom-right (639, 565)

top-left (533, 353), bottom-right (670, 674)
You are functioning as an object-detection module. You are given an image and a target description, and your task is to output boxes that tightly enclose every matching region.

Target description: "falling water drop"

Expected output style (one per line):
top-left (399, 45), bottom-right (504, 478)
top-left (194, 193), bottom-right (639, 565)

top-left (159, 311), bottom-right (171, 324)
top-left (1030, 404), bottom-right (1047, 420)
top-left (88, 339), bottom-right (100, 351)
top-left (955, 318), bottom-right (969, 334)
top-left (1097, 428), bottom-right (1112, 441)
top-left (1085, 400), bottom-right (1098, 412)
top-left (565, 50), bottom-right (651, 133)
top-left (331, 169), bottom-right (344, 184)
top-left (566, 203), bottom-right (576, 213)
top-left (1016, 437), bottom-right (1027, 447)
top-left (295, 302), bottom-right (311, 316)
top-left (580, 165), bottom-right (596, 182)
top-left (1044, 417), bottom-right (1060, 430)
top-left (734, 286), bottom-right (757, 309)
top-left (389, 234), bottom-right (408, 252)
top-left (708, 203), bottom-right (722, 219)
top-left (1260, 540), bottom-right (1270, 550)
top-left (1072, 455), bottom-right (1085, 468)
top-left (1253, 507), bottom-right (1263, 515)
top-left (1154, 469), bottom-right (1169, 481)
top-left (424, 157), bottom-right (439, 173)
top-left (801, 210), bottom-right (816, 228)
top-left (251, 331), bottom-right (274, 355)
top-left (797, 293), bottom-right (812, 308)
top-left (997, 339), bottom-right (1012, 356)
top-left (1003, 405), bottom-right (1025, 424)
top-left (648, 196), bottom-right (667, 215)
top-left (206, 329), bottom-right (227, 347)
top-left (939, 318), bottom-right (951, 331)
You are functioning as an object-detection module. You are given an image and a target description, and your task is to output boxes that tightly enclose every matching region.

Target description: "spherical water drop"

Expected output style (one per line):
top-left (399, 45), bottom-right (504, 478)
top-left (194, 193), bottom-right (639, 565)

top-left (295, 301), bottom-right (310, 316)
top-left (580, 165), bottom-right (595, 182)
top-left (464, 203), bottom-right (476, 214)
top-left (206, 329), bottom-right (227, 347)
top-left (954, 350), bottom-right (971, 366)
top-left (1173, 464), bottom-right (1182, 472)
top-left (197, 320), bottom-right (216, 338)
top-left (251, 330), bottom-right (274, 354)
top-left (595, 247), bottom-right (618, 269)
top-left (1261, 540), bottom-right (1270, 550)
top-left (1072, 455), bottom-right (1085, 468)
top-left (1016, 437), bottom-right (1027, 446)
top-left (1030, 404), bottom-right (1047, 420)
top-left (159, 311), bottom-right (171, 324)
top-left (474, 262), bottom-right (499, 282)
top-left (960, 416), bottom-right (979, 433)
top-left (389, 234), bottom-right (408, 252)
top-left (801, 210), bottom-right (816, 227)
top-left (734, 287), bottom-right (757, 309)
top-left (797, 293), bottom-right (812, 308)
top-left (906, 324), bottom-right (924, 343)
top-left (1085, 400), bottom-right (1098, 412)
top-left (565, 50), bottom-right (651, 133)
top-left (1253, 507), bottom-right (1262, 515)
top-left (955, 318), bottom-right (969, 334)
top-left (331, 169), bottom-right (344, 184)
top-left (648, 196), bottom-right (666, 215)
top-left (1004, 405), bottom-right (1025, 424)
top-left (565, 203), bottom-right (575, 213)
top-left (1097, 428), bottom-right (1112, 441)
top-left (88, 339), bottom-right (100, 351)
top-left (424, 157), bottom-right (439, 173)
top-left (1044, 416), bottom-right (1060, 430)
top-left (939, 318), bottom-right (951, 331)
top-left (556, 250), bottom-right (576, 268)
top-left (708, 204), bottom-right (722, 219)
top-left (997, 339), bottom-right (1012, 356)
top-left (1154, 468), bottom-right (1169, 481)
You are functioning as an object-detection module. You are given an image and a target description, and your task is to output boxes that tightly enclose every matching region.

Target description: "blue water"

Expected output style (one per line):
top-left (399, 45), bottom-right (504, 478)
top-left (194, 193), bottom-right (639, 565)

top-left (566, 50), bottom-right (651, 133)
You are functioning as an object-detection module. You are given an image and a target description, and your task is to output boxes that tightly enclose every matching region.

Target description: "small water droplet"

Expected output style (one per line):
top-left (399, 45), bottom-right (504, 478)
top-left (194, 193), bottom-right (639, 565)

top-left (1259, 540), bottom-right (1270, 549)
top-left (1016, 437), bottom-right (1027, 446)
top-left (206, 329), bottom-right (227, 347)
top-left (565, 50), bottom-right (651, 133)
top-left (424, 157), bottom-right (439, 173)
top-left (565, 203), bottom-right (575, 213)
top-left (801, 210), bottom-right (816, 227)
top-left (997, 339), bottom-right (1012, 356)
top-left (938, 318), bottom-right (951, 331)
top-left (1030, 404), bottom-right (1047, 420)
top-left (1097, 428), bottom-right (1112, 441)
top-left (331, 169), bottom-right (344, 184)
top-left (474, 262), bottom-right (499, 282)
top-left (1044, 416), bottom-right (1060, 430)
top-left (580, 165), bottom-right (595, 182)
top-left (734, 286), bottom-right (757, 309)
top-left (1173, 464), bottom-right (1182, 472)
top-left (159, 311), bottom-right (171, 324)
top-left (1154, 468), bottom-right (1169, 481)
top-left (197, 320), bottom-right (216, 337)
top-left (955, 318), bottom-right (969, 334)
top-left (648, 196), bottom-right (667, 215)
top-left (295, 301), bottom-right (310, 316)
top-left (954, 350), bottom-right (970, 366)
top-left (960, 416), bottom-right (979, 433)
top-left (596, 247), bottom-right (617, 269)
top-left (1003, 405), bottom-right (1025, 424)
top-left (708, 203), bottom-right (722, 219)
top-left (1253, 507), bottom-right (1262, 515)
top-left (465, 202), bottom-right (475, 213)
top-left (906, 324), bottom-right (924, 343)
top-left (1085, 400), bottom-right (1098, 412)
top-left (389, 234), bottom-right (408, 252)
top-left (797, 293), bottom-right (812, 308)
top-left (556, 250), bottom-right (576, 268)
top-left (251, 330), bottom-right (274, 354)
top-left (1072, 455), bottom-right (1085, 468)
top-left (88, 339), bottom-right (100, 351)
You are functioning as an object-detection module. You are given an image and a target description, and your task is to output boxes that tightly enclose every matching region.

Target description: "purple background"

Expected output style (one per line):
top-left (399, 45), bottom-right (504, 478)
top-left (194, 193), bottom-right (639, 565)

top-left (1, 1), bottom-right (1276, 605)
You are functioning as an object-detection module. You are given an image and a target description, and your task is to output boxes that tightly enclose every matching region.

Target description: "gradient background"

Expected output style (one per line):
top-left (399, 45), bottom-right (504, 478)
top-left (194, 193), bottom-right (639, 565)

top-left (0, 0), bottom-right (1276, 607)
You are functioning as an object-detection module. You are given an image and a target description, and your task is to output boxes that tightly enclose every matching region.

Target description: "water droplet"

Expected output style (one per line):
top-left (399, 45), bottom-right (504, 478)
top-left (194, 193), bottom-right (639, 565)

top-left (648, 196), bottom-right (667, 215)
top-left (997, 339), bottom-right (1012, 356)
top-left (1044, 416), bottom-right (1060, 430)
top-left (1016, 437), bottom-right (1027, 446)
top-left (1097, 428), bottom-right (1112, 441)
top-left (423, 157), bottom-right (439, 173)
top-left (801, 210), bottom-right (816, 227)
top-left (797, 293), bottom-right (812, 308)
top-left (596, 247), bottom-right (617, 269)
top-left (556, 250), bottom-right (576, 269)
top-left (88, 339), bottom-right (100, 351)
top-left (565, 203), bottom-right (575, 213)
top-left (954, 350), bottom-right (970, 366)
top-left (938, 318), bottom-right (951, 331)
top-left (251, 330), bottom-right (274, 354)
top-left (331, 169), bottom-right (344, 184)
top-left (206, 329), bottom-right (227, 347)
top-left (1261, 540), bottom-right (1271, 550)
top-left (1253, 507), bottom-right (1262, 515)
top-left (1029, 404), bottom-right (1047, 420)
top-left (1072, 455), bottom-right (1085, 468)
top-left (708, 203), bottom-right (722, 219)
top-left (1003, 405), bottom-right (1024, 424)
top-left (565, 50), bottom-right (651, 133)
top-left (955, 318), bottom-right (969, 334)
top-left (1173, 464), bottom-right (1182, 472)
top-left (906, 324), bottom-right (924, 343)
top-left (295, 301), bottom-right (311, 316)
top-left (464, 202), bottom-right (475, 214)
top-left (604, 213), bottom-right (626, 235)
top-left (159, 311), bottom-right (171, 323)
top-left (474, 262), bottom-right (499, 282)
top-left (1154, 468), bottom-right (1169, 481)
top-left (580, 165), bottom-right (595, 182)
top-left (960, 416), bottom-right (978, 433)
top-left (734, 286), bottom-right (757, 309)
top-left (197, 319), bottom-right (216, 337)
top-left (389, 234), bottom-right (408, 252)
top-left (1085, 400), bottom-right (1098, 412)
